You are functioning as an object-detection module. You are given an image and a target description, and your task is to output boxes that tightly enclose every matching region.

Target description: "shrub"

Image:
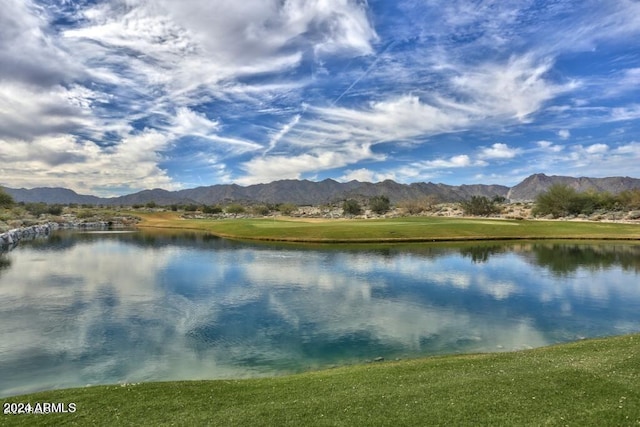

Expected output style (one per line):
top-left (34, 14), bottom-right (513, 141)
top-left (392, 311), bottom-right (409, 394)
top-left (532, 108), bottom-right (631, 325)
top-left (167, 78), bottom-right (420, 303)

top-left (534, 185), bottom-right (624, 218)
top-left (397, 196), bottom-right (439, 215)
top-left (0, 189), bottom-right (14, 208)
top-left (532, 184), bottom-right (578, 218)
top-left (618, 189), bottom-right (640, 210)
top-left (25, 202), bottom-right (49, 216)
top-left (183, 204), bottom-right (199, 212)
top-left (202, 205), bottom-right (223, 214)
top-left (460, 196), bottom-right (501, 216)
top-left (369, 195), bottom-right (390, 215)
top-left (278, 203), bottom-right (297, 216)
top-left (226, 204), bottom-right (245, 214)
top-left (251, 205), bottom-right (270, 216)
top-left (47, 204), bottom-right (64, 216)
top-left (145, 201), bottom-right (157, 209)
top-left (342, 199), bottom-right (362, 216)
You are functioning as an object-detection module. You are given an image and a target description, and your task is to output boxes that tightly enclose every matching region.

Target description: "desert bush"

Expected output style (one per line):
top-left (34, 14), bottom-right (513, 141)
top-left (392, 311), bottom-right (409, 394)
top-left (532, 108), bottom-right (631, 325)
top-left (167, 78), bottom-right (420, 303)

top-left (77, 210), bottom-right (95, 219)
top-left (24, 202), bottom-right (49, 216)
top-left (369, 195), bottom-right (390, 215)
top-left (618, 189), bottom-right (640, 210)
top-left (342, 199), bottom-right (362, 216)
top-left (397, 195), bottom-right (438, 215)
top-left (202, 205), bottom-right (223, 214)
top-left (46, 204), bottom-right (64, 215)
top-left (226, 204), bottom-right (245, 214)
top-left (534, 185), bottom-right (626, 218)
top-left (460, 196), bottom-right (501, 216)
top-left (0, 189), bottom-right (14, 208)
top-left (251, 205), bottom-right (270, 216)
top-left (277, 203), bottom-right (297, 215)
top-left (532, 184), bottom-right (579, 218)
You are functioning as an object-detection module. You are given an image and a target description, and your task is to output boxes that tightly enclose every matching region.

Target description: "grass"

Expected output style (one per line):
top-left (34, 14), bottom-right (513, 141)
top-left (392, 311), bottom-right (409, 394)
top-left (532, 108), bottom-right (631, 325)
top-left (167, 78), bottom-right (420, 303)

top-left (2, 334), bottom-right (639, 426)
top-left (134, 212), bottom-right (640, 243)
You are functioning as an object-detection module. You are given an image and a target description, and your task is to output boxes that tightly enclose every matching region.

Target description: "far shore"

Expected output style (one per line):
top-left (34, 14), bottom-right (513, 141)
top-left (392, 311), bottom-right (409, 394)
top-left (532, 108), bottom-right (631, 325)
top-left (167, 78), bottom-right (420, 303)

top-left (133, 210), bottom-right (640, 244)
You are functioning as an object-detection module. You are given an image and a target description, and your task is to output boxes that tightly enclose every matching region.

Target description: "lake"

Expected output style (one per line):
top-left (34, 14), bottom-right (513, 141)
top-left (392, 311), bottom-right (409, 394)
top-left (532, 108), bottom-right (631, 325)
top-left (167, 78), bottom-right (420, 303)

top-left (1, 230), bottom-right (640, 397)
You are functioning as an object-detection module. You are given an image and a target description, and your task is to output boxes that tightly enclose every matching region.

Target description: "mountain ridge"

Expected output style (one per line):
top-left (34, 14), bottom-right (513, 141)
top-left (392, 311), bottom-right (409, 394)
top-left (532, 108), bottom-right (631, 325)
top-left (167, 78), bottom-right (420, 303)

top-left (3, 174), bottom-right (640, 206)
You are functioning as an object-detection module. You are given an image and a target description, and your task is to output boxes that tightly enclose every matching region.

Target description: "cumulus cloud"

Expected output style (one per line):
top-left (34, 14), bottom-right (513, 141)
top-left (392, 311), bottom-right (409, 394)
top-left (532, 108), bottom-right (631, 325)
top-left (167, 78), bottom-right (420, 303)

top-left (238, 143), bottom-right (383, 184)
top-left (0, 0), bottom-right (81, 87)
top-left (585, 143), bottom-right (609, 154)
top-left (420, 155), bottom-right (473, 169)
top-left (338, 168), bottom-right (396, 183)
top-left (536, 140), bottom-right (563, 153)
top-left (557, 129), bottom-right (571, 139)
top-left (0, 130), bottom-right (176, 196)
top-left (478, 143), bottom-right (520, 160)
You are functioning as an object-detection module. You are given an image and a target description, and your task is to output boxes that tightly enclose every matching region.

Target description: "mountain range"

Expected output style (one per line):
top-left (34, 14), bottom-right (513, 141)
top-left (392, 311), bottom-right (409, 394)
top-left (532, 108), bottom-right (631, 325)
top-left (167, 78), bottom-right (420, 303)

top-left (3, 174), bottom-right (640, 206)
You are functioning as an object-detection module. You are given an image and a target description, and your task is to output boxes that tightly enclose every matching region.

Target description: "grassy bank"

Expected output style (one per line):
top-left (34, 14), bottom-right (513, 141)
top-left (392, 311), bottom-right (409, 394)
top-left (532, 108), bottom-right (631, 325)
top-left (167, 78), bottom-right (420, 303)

top-left (134, 212), bottom-right (640, 243)
top-left (2, 334), bottom-right (639, 426)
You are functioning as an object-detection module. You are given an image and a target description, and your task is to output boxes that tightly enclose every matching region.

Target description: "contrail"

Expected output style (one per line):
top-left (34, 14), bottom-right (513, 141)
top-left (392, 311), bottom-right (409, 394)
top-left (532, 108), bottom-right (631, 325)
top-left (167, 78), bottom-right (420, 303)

top-left (332, 40), bottom-right (396, 106)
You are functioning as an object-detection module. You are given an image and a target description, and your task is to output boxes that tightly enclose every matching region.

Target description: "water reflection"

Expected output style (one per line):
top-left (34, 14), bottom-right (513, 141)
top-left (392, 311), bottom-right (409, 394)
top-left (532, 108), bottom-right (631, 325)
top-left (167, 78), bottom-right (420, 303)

top-left (0, 232), bottom-right (639, 397)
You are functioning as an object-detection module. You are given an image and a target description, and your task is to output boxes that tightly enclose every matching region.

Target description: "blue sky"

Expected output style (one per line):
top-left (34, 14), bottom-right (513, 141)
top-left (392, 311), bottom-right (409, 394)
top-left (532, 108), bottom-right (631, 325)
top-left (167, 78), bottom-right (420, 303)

top-left (1, 0), bottom-right (639, 196)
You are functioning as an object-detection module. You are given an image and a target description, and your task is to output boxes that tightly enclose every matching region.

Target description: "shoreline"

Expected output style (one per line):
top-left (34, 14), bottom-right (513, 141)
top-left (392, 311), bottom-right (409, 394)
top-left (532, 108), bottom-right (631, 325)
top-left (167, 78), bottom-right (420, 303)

top-left (134, 212), bottom-right (640, 244)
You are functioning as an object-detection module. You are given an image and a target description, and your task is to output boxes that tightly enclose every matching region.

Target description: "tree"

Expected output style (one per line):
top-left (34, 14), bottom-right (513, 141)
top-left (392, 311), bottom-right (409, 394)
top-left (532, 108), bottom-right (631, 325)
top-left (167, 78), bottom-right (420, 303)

top-left (369, 195), bottom-right (391, 215)
top-left (0, 188), bottom-right (14, 208)
top-left (342, 199), bottom-right (362, 216)
top-left (532, 184), bottom-right (579, 218)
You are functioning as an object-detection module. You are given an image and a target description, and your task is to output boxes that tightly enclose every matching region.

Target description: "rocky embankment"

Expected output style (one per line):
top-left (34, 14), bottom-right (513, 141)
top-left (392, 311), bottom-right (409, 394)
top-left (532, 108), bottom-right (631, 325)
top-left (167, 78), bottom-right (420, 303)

top-left (0, 223), bottom-right (55, 250)
top-left (0, 216), bottom-right (140, 251)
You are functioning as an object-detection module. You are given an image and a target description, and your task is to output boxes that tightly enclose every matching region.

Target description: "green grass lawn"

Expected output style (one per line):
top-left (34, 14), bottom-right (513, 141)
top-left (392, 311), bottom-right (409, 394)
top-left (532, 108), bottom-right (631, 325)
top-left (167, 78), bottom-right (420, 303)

top-left (2, 334), bottom-right (639, 426)
top-left (135, 212), bottom-right (640, 243)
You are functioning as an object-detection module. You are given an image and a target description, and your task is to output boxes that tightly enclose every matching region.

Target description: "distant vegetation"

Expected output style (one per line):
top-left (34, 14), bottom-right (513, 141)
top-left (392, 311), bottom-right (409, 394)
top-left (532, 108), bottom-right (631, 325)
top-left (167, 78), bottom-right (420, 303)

top-left (3, 183), bottom-right (640, 225)
top-left (533, 184), bottom-right (640, 218)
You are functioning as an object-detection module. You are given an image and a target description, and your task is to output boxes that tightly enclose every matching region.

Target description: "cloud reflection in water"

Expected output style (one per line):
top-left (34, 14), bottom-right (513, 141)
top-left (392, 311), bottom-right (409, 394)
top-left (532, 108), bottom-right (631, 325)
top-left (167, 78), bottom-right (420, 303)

top-left (0, 233), bottom-right (639, 397)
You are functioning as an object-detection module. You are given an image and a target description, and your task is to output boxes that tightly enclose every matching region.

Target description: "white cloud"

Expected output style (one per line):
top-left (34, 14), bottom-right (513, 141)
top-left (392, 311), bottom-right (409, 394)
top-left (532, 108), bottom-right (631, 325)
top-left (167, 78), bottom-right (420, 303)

top-left (238, 143), bottom-right (383, 185)
top-left (0, 130), bottom-right (177, 196)
top-left (420, 155), bottom-right (473, 169)
top-left (536, 140), bottom-right (563, 153)
top-left (171, 108), bottom-right (220, 136)
top-left (608, 105), bottom-right (640, 122)
top-left (338, 168), bottom-right (396, 183)
top-left (478, 143), bottom-right (519, 160)
top-left (306, 95), bottom-right (472, 145)
top-left (0, 82), bottom-right (98, 141)
top-left (585, 143), bottom-right (609, 154)
top-left (557, 129), bottom-right (570, 139)
top-left (450, 55), bottom-right (572, 122)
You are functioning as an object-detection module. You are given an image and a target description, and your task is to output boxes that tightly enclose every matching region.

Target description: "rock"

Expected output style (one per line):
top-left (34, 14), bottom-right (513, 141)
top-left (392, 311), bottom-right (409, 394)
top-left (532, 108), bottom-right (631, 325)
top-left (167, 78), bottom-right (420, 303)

top-left (373, 357), bottom-right (385, 362)
top-left (0, 223), bottom-right (54, 251)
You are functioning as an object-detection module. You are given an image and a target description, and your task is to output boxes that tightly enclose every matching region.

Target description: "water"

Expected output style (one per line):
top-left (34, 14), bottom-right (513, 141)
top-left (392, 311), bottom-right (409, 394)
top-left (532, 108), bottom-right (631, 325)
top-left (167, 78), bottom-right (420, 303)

top-left (1, 231), bottom-right (640, 397)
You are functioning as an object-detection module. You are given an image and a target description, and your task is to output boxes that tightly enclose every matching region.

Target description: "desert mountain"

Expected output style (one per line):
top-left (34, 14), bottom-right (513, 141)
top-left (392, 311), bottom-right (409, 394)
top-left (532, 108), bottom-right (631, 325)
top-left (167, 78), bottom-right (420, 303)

top-left (3, 174), bottom-right (640, 206)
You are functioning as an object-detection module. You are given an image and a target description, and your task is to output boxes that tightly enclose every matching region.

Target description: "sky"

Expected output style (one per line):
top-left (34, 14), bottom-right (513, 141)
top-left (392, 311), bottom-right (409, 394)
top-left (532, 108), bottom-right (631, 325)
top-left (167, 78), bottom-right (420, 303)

top-left (1, 0), bottom-right (639, 197)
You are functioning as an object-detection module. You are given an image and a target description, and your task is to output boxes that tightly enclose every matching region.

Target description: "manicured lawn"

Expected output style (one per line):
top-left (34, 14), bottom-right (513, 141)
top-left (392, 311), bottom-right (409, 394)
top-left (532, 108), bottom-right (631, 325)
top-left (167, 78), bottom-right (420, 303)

top-left (135, 212), bottom-right (640, 243)
top-left (2, 334), bottom-right (639, 426)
